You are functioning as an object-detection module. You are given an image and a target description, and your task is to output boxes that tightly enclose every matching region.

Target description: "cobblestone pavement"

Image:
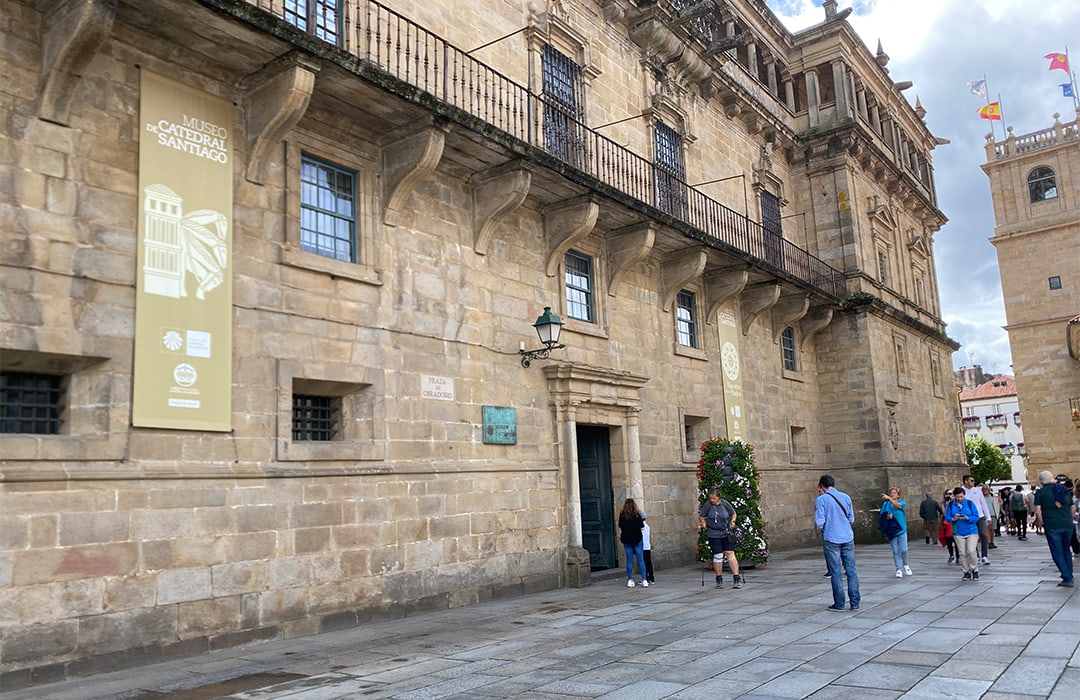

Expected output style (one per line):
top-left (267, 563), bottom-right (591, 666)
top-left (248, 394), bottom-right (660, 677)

top-left (5, 533), bottom-right (1078, 699)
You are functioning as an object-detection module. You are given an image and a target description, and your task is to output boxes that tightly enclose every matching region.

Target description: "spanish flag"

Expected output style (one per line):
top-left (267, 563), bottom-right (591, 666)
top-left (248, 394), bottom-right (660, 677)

top-left (1045, 52), bottom-right (1070, 73)
top-left (977, 102), bottom-right (1002, 121)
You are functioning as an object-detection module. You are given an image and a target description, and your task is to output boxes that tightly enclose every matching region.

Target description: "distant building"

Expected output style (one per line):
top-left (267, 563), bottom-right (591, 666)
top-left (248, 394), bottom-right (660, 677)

top-left (957, 374), bottom-right (1027, 484)
top-left (954, 364), bottom-right (994, 391)
top-left (981, 109), bottom-right (1080, 483)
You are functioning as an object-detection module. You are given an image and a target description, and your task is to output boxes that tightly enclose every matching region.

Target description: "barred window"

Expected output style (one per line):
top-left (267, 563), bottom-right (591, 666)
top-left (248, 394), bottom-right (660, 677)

top-left (301, 155), bottom-right (356, 263)
top-left (283, 0), bottom-right (340, 45)
top-left (1, 372), bottom-right (64, 434)
top-left (654, 121), bottom-right (687, 217)
top-left (542, 45), bottom-right (585, 166)
top-left (676, 290), bottom-right (697, 348)
top-left (292, 394), bottom-right (340, 441)
top-left (565, 250), bottom-right (595, 323)
top-left (781, 326), bottom-right (797, 372)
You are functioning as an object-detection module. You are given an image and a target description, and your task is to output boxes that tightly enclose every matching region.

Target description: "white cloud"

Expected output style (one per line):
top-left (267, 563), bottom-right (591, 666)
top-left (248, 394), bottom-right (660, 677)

top-left (767, 0), bottom-right (1080, 372)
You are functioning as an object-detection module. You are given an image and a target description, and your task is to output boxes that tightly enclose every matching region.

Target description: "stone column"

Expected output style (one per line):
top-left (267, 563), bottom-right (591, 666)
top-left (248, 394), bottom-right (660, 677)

top-left (765, 58), bottom-right (777, 95)
top-left (561, 401), bottom-right (592, 587)
top-left (784, 78), bottom-right (795, 111)
top-left (831, 60), bottom-right (850, 117)
top-left (627, 407), bottom-right (643, 500)
top-left (806, 68), bottom-right (821, 125)
top-left (563, 401), bottom-right (582, 548)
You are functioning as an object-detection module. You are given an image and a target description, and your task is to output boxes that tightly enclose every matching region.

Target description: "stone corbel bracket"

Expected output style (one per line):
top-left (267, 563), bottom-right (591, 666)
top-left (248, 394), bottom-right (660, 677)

top-left (739, 282), bottom-right (780, 335)
top-left (607, 223), bottom-right (655, 296)
top-left (38, 0), bottom-right (117, 125)
top-left (382, 117), bottom-right (449, 225)
top-left (244, 53), bottom-right (319, 185)
top-left (798, 305), bottom-right (834, 351)
top-left (660, 246), bottom-right (707, 312)
top-left (544, 196), bottom-right (599, 277)
top-left (472, 160), bottom-right (532, 255)
top-left (705, 268), bottom-right (748, 324)
top-left (771, 293), bottom-right (810, 342)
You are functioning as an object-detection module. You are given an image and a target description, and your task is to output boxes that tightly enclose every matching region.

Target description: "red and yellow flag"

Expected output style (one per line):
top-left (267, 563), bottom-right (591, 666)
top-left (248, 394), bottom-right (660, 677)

top-left (977, 102), bottom-right (1002, 121)
top-left (1045, 52), bottom-right (1070, 73)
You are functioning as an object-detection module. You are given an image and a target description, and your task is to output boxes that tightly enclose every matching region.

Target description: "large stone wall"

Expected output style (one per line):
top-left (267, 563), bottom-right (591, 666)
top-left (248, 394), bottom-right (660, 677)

top-left (1, 0), bottom-right (965, 685)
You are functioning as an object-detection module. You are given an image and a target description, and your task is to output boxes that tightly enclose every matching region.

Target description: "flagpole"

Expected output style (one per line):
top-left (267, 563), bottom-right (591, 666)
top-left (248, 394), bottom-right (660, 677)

top-left (1068, 46), bottom-right (1079, 111)
top-left (996, 93), bottom-right (1006, 138)
top-left (983, 74), bottom-right (998, 141)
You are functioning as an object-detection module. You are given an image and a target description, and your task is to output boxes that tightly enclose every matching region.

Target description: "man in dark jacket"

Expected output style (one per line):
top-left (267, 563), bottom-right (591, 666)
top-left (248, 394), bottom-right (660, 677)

top-left (919, 492), bottom-right (943, 544)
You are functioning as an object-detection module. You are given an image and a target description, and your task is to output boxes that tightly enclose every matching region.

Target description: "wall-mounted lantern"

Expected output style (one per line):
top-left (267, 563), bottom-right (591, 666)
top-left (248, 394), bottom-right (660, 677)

top-left (519, 307), bottom-right (565, 367)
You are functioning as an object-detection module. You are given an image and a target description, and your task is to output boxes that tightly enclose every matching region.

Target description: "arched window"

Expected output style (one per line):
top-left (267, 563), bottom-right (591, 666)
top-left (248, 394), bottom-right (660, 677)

top-left (1027, 166), bottom-right (1058, 202)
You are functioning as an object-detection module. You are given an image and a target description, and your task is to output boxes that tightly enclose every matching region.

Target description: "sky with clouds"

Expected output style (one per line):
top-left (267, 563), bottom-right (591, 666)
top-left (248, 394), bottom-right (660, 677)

top-left (766, 0), bottom-right (1080, 375)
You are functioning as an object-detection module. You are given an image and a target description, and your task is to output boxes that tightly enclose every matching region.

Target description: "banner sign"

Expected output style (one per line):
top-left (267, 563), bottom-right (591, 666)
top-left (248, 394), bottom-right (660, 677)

top-left (133, 70), bottom-right (233, 431)
top-left (716, 300), bottom-right (745, 442)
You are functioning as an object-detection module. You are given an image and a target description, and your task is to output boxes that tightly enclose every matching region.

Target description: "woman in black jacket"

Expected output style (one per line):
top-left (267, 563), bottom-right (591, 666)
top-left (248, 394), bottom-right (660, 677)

top-left (618, 498), bottom-right (648, 587)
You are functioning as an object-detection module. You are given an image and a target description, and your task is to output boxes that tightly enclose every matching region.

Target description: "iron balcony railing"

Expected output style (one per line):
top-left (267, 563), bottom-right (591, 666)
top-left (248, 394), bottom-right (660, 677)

top-left (237, 0), bottom-right (846, 298)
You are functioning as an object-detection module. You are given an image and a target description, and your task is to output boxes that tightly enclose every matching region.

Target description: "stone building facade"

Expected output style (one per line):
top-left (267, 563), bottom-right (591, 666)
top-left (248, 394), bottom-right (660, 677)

top-left (981, 108), bottom-right (1080, 481)
top-left (0, 0), bottom-right (962, 684)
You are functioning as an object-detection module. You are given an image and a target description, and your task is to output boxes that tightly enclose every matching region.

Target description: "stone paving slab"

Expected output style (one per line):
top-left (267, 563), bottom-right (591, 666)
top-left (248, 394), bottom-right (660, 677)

top-left (4, 539), bottom-right (1076, 700)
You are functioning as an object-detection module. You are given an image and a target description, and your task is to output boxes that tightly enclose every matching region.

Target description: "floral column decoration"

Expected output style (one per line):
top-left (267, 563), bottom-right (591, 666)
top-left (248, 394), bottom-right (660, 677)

top-left (697, 437), bottom-right (769, 565)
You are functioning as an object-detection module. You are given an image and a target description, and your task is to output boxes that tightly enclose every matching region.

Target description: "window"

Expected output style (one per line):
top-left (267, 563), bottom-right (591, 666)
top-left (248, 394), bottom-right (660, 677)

top-left (277, 362), bottom-right (386, 462)
top-left (654, 120), bottom-right (687, 217)
top-left (929, 351), bottom-right (943, 398)
top-left (1, 372), bottom-right (64, 434)
top-left (789, 424), bottom-right (809, 463)
top-left (894, 334), bottom-right (909, 387)
top-left (300, 155), bottom-right (356, 263)
top-left (1049, 275), bottom-right (1062, 290)
top-left (681, 411), bottom-right (709, 462)
top-left (760, 190), bottom-right (784, 269)
top-left (542, 45), bottom-right (585, 166)
top-left (292, 394), bottom-right (339, 441)
top-left (877, 249), bottom-right (889, 285)
top-left (781, 326), bottom-right (797, 372)
top-left (676, 290), bottom-right (697, 347)
top-left (1027, 166), bottom-right (1057, 202)
top-left (565, 250), bottom-right (595, 323)
top-left (284, 1), bottom-right (340, 45)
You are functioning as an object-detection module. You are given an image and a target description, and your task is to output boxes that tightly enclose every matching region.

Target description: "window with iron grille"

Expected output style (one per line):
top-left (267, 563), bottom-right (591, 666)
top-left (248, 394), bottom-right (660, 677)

top-left (565, 250), bottom-right (595, 323)
top-left (676, 290), bottom-right (697, 347)
top-left (760, 189), bottom-right (784, 268)
top-left (283, 0), bottom-right (340, 45)
top-left (654, 121), bottom-right (687, 217)
top-left (1, 372), bottom-right (64, 434)
top-left (542, 45), bottom-right (585, 165)
top-left (1027, 166), bottom-right (1057, 202)
top-left (761, 190), bottom-right (782, 237)
top-left (301, 154), bottom-right (356, 263)
top-left (781, 326), bottom-right (797, 372)
top-left (292, 394), bottom-right (340, 441)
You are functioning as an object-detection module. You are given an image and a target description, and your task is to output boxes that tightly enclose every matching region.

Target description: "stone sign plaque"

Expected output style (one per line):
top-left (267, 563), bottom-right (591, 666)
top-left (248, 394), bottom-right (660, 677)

top-left (482, 405), bottom-right (517, 445)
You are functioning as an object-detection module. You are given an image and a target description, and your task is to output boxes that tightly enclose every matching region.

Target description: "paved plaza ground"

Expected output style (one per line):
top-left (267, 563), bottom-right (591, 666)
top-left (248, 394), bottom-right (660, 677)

top-left (5, 531), bottom-right (1077, 699)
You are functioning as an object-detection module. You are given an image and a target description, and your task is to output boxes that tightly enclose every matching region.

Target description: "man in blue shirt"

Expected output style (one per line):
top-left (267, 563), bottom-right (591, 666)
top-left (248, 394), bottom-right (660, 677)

top-left (815, 474), bottom-right (861, 611)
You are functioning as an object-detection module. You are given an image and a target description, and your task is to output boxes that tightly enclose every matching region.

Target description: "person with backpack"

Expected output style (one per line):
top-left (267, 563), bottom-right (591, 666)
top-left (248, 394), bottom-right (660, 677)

top-left (881, 487), bottom-right (912, 578)
top-left (945, 487), bottom-right (982, 581)
top-left (919, 492), bottom-right (943, 545)
top-left (1033, 471), bottom-right (1076, 588)
top-left (699, 489), bottom-right (743, 590)
top-left (1011, 484), bottom-right (1029, 540)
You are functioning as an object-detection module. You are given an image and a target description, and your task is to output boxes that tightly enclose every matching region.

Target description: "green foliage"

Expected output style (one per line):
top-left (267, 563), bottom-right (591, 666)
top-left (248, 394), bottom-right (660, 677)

top-left (965, 435), bottom-right (1012, 485)
top-left (697, 437), bottom-right (768, 564)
